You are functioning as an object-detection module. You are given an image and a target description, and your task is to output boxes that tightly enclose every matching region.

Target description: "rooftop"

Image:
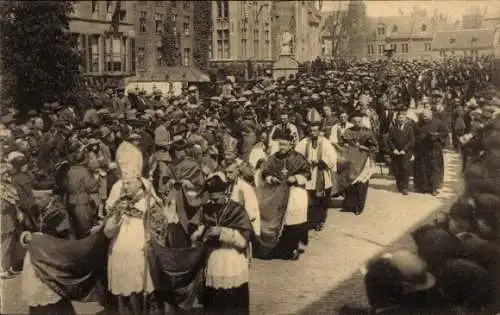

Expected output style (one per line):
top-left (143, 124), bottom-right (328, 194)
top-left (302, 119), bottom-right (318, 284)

top-left (431, 28), bottom-right (496, 50)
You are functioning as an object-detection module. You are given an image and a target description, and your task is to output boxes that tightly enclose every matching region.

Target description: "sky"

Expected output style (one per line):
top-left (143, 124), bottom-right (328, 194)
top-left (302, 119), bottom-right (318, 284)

top-left (321, 0), bottom-right (500, 21)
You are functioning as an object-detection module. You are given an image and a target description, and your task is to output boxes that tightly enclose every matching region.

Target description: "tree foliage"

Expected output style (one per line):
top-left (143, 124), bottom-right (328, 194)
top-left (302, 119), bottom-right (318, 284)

top-left (162, 4), bottom-right (180, 66)
top-left (322, 6), bottom-right (350, 58)
top-left (193, 1), bottom-right (212, 70)
top-left (0, 1), bottom-right (82, 113)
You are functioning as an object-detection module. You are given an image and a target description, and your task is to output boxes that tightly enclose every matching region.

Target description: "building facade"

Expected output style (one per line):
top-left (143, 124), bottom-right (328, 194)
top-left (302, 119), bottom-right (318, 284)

top-left (69, 0), bottom-right (137, 87)
top-left (210, 1), bottom-right (273, 64)
top-left (133, 0), bottom-right (195, 82)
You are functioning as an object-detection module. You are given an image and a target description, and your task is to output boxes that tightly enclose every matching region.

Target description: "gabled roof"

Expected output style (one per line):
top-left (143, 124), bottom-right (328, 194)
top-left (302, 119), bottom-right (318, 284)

top-left (431, 28), bottom-right (496, 50)
top-left (367, 15), bottom-right (436, 39)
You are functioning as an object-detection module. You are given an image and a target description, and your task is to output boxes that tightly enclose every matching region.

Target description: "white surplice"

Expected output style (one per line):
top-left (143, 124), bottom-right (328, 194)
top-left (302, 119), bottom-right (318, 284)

top-left (295, 136), bottom-right (337, 191)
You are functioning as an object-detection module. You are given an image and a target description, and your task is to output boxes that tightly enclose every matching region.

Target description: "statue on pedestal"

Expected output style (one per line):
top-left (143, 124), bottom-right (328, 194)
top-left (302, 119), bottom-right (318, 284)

top-left (280, 31), bottom-right (294, 56)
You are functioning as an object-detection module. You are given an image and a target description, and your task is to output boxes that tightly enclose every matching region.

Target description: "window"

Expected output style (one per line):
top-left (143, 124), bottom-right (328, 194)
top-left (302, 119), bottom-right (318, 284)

top-left (377, 25), bottom-right (385, 36)
top-left (265, 30), bottom-right (270, 41)
top-left (138, 47), bottom-right (145, 69)
top-left (104, 35), bottom-right (123, 72)
top-left (172, 1), bottom-right (177, 7)
top-left (390, 44), bottom-right (397, 52)
top-left (253, 29), bottom-right (259, 56)
top-left (378, 45), bottom-right (385, 54)
top-left (183, 16), bottom-right (190, 35)
top-left (217, 0), bottom-right (229, 18)
top-left (139, 11), bottom-right (147, 33)
top-left (392, 25), bottom-right (398, 33)
top-left (401, 43), bottom-right (409, 53)
top-left (421, 24), bottom-right (427, 32)
top-left (88, 35), bottom-right (100, 73)
top-left (241, 39), bottom-right (247, 58)
top-left (449, 38), bottom-right (456, 44)
top-left (424, 43), bottom-right (431, 51)
top-left (208, 40), bottom-right (213, 59)
top-left (122, 37), bottom-right (128, 72)
top-left (106, 0), bottom-right (113, 20)
top-left (173, 14), bottom-right (177, 35)
top-left (439, 50), bottom-right (445, 57)
top-left (156, 47), bottom-right (163, 66)
top-left (183, 2), bottom-right (190, 9)
top-left (155, 13), bottom-right (163, 33)
top-left (471, 37), bottom-right (478, 43)
top-left (367, 45), bottom-right (374, 55)
top-left (75, 34), bottom-right (87, 71)
top-left (91, 0), bottom-right (99, 15)
top-left (183, 48), bottom-right (191, 66)
top-left (131, 39), bottom-right (136, 72)
top-left (216, 30), bottom-right (230, 59)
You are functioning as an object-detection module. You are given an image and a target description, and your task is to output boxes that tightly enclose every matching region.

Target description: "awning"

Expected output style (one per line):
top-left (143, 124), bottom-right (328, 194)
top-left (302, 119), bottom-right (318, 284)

top-left (165, 66), bottom-right (210, 82)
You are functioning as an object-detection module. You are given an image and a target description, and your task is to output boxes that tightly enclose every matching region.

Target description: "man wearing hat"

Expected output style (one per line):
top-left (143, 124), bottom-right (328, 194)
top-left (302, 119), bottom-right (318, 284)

top-left (268, 113), bottom-right (299, 155)
top-left (258, 128), bottom-right (311, 260)
top-left (386, 110), bottom-right (415, 195)
top-left (339, 111), bottom-right (378, 215)
top-left (65, 149), bottom-right (100, 239)
top-left (191, 172), bottom-right (252, 313)
top-left (413, 109), bottom-right (447, 196)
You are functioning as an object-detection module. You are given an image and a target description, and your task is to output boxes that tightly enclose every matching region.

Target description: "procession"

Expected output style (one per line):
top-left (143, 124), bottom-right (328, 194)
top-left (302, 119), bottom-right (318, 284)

top-left (3, 0), bottom-right (500, 314)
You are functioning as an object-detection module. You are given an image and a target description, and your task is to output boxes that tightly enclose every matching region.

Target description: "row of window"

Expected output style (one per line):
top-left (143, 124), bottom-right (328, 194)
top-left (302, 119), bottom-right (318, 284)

top-left (139, 11), bottom-right (190, 35)
top-left (367, 42), bottom-right (432, 55)
top-left (136, 46), bottom-right (191, 68)
top-left (376, 24), bottom-right (427, 36)
top-left (74, 33), bottom-right (135, 74)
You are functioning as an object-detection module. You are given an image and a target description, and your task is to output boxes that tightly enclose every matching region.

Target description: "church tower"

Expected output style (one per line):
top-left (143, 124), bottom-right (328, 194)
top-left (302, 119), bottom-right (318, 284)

top-left (346, 0), bottom-right (368, 59)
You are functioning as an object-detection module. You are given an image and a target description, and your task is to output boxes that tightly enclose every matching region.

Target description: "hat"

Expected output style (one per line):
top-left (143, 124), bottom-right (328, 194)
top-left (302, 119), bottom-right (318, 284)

top-left (411, 225), bottom-right (462, 265)
top-left (349, 110), bottom-right (365, 119)
top-left (6, 151), bottom-right (25, 163)
top-left (188, 85), bottom-right (198, 92)
top-left (205, 172), bottom-right (230, 193)
top-left (2, 115), bottom-right (16, 125)
top-left (273, 128), bottom-right (293, 142)
top-left (386, 250), bottom-right (436, 293)
top-left (242, 90), bottom-right (253, 97)
top-left (172, 138), bottom-right (190, 151)
top-left (115, 141), bottom-right (143, 179)
top-left (210, 96), bottom-right (221, 102)
top-left (237, 96), bottom-right (248, 103)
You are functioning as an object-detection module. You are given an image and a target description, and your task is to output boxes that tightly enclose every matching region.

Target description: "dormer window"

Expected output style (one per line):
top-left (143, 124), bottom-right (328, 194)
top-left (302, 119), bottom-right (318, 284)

top-left (449, 38), bottom-right (456, 44)
top-left (471, 37), bottom-right (478, 42)
top-left (377, 25), bottom-right (386, 36)
top-left (421, 24), bottom-right (427, 31)
top-left (392, 25), bottom-right (398, 33)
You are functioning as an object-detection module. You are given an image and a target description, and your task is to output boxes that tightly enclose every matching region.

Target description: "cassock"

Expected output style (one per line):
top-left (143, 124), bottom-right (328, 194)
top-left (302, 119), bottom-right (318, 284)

top-left (295, 136), bottom-right (337, 229)
top-left (413, 118), bottom-right (447, 194)
top-left (339, 126), bottom-right (378, 215)
top-left (192, 199), bottom-right (253, 314)
top-left (259, 150), bottom-right (311, 259)
top-left (386, 121), bottom-right (415, 193)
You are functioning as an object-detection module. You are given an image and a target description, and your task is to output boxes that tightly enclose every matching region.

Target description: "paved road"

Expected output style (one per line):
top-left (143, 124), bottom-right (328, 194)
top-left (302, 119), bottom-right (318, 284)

top-left (1, 153), bottom-right (462, 315)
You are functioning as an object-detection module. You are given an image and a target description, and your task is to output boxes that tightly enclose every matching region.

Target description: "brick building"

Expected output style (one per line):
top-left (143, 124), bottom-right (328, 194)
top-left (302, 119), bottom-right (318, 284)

top-left (69, 0), bottom-right (137, 88)
top-left (210, 0), bottom-right (274, 72)
top-left (133, 0), bottom-right (196, 82)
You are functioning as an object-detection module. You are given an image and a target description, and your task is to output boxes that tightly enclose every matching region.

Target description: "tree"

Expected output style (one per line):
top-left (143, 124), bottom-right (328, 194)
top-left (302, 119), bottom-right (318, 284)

top-left (0, 1), bottom-right (82, 114)
top-left (193, 1), bottom-right (212, 70)
top-left (322, 6), bottom-right (350, 58)
top-left (162, 4), bottom-right (180, 66)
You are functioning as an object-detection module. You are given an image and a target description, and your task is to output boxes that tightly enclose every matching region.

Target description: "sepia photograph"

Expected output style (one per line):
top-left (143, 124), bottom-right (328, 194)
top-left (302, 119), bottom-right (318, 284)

top-left (1, 0), bottom-right (500, 314)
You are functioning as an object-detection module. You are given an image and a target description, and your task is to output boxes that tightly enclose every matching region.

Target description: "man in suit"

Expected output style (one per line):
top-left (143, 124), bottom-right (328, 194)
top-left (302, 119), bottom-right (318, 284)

top-left (386, 110), bottom-right (415, 195)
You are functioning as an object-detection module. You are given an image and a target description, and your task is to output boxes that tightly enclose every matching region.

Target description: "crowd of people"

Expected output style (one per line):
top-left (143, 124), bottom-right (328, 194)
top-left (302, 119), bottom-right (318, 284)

top-left (0, 55), bottom-right (498, 315)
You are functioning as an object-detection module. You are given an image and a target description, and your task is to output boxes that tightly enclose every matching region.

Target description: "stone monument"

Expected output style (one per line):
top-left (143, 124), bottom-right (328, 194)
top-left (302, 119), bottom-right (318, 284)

top-left (272, 31), bottom-right (299, 80)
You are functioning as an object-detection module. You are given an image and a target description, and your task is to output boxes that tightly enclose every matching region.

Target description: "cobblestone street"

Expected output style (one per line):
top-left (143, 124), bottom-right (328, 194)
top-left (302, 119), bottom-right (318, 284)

top-left (1, 152), bottom-right (462, 314)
